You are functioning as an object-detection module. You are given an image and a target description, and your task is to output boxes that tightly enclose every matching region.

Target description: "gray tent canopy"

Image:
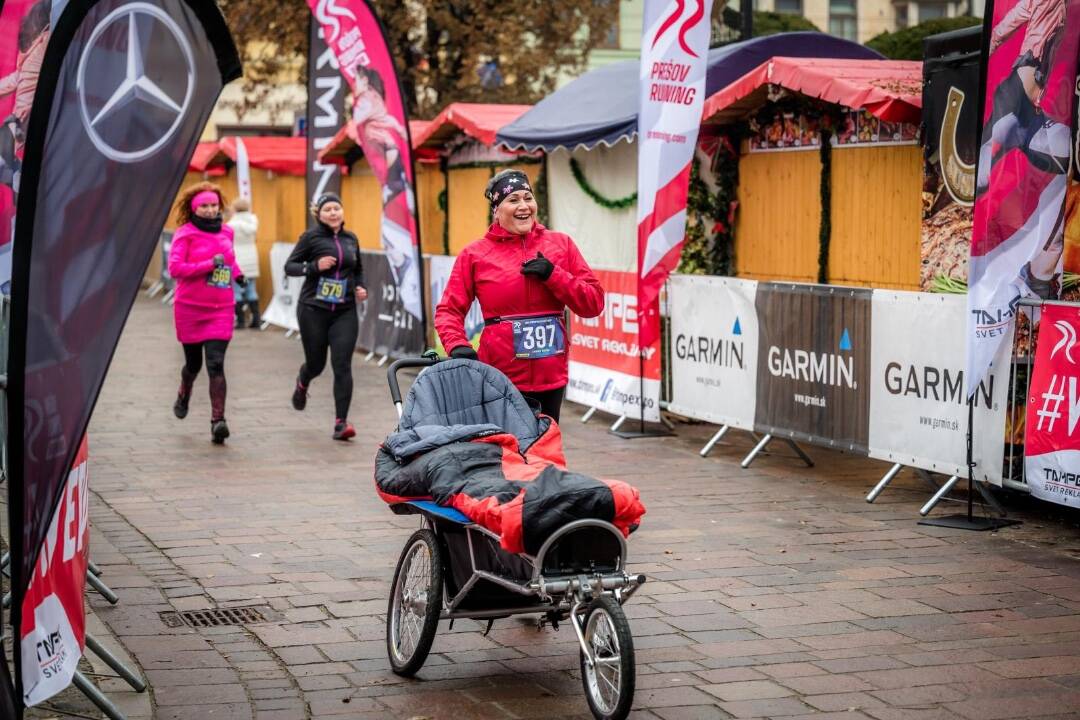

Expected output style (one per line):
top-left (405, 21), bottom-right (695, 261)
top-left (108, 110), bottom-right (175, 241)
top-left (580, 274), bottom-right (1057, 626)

top-left (496, 32), bottom-right (883, 152)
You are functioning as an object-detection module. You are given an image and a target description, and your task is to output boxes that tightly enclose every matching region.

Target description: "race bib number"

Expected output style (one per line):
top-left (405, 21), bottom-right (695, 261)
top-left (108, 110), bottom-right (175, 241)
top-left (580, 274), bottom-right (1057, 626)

top-left (316, 277), bottom-right (347, 304)
top-left (512, 316), bottom-right (565, 359)
top-left (207, 266), bottom-right (231, 289)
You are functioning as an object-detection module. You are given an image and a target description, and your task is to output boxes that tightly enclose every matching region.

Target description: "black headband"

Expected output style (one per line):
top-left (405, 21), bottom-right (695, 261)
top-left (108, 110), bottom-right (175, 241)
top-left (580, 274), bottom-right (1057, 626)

top-left (486, 171), bottom-right (532, 209)
top-left (314, 192), bottom-right (342, 212)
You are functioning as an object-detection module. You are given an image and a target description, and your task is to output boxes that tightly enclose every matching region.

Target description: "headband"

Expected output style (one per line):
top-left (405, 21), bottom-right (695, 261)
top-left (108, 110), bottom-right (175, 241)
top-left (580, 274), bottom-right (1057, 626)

top-left (485, 171), bottom-right (532, 209)
top-left (190, 191), bottom-right (219, 211)
top-left (314, 192), bottom-right (342, 213)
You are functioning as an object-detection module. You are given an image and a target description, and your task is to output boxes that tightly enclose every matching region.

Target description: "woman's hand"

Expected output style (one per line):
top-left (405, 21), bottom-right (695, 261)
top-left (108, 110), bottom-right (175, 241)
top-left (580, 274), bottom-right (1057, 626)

top-left (316, 256), bottom-right (338, 271)
top-left (354, 286), bottom-right (368, 301)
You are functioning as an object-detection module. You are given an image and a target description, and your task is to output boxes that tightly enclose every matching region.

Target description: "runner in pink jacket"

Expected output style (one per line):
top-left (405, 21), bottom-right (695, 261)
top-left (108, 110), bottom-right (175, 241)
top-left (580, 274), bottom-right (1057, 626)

top-left (168, 183), bottom-right (246, 445)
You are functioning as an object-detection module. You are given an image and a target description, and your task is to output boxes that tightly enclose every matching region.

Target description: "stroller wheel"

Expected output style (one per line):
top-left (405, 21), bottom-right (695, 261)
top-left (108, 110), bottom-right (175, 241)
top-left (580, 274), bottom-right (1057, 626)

top-left (387, 529), bottom-right (443, 676)
top-left (579, 594), bottom-right (635, 720)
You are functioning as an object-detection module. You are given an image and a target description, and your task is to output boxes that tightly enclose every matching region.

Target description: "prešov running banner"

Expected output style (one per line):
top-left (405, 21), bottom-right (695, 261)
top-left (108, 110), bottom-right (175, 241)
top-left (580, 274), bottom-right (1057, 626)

top-left (1025, 303), bottom-right (1080, 507)
top-left (636, 0), bottom-right (713, 348)
top-left (358, 250), bottom-right (422, 358)
top-left (305, 14), bottom-right (343, 213)
top-left (567, 269), bottom-right (661, 421)
top-left (966, 0), bottom-right (1080, 395)
top-left (20, 437), bottom-right (89, 707)
top-left (754, 284), bottom-right (872, 453)
top-left (668, 275), bottom-right (758, 430)
top-left (5, 0), bottom-right (239, 710)
top-left (308, 0), bottom-right (425, 357)
top-left (869, 292), bottom-right (1011, 485)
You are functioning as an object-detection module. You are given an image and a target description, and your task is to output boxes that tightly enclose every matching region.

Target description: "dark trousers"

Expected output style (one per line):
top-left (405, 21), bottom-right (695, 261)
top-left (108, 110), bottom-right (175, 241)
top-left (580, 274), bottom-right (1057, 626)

top-left (181, 340), bottom-right (229, 421)
top-left (298, 303), bottom-right (359, 421)
top-left (523, 386), bottom-right (565, 423)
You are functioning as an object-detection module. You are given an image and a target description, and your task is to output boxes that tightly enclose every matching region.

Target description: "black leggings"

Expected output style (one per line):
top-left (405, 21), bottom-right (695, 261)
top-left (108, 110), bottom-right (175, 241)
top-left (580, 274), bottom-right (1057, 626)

top-left (298, 303), bottom-right (358, 421)
top-left (183, 340), bottom-right (228, 377)
top-left (523, 386), bottom-right (565, 423)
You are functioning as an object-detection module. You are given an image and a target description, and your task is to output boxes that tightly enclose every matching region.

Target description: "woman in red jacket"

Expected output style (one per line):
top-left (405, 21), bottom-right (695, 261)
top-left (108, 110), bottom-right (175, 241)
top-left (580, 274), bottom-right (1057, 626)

top-left (435, 170), bottom-right (604, 421)
top-left (169, 182), bottom-right (246, 444)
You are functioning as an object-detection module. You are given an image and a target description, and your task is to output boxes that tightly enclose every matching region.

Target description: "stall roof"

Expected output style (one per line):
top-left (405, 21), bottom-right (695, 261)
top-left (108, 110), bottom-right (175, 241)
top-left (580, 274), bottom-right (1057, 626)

top-left (496, 32), bottom-right (883, 152)
top-left (412, 103), bottom-right (533, 149)
top-left (188, 141), bottom-right (227, 175)
top-left (218, 136), bottom-right (307, 176)
top-left (701, 57), bottom-right (923, 125)
top-left (318, 120), bottom-right (435, 165)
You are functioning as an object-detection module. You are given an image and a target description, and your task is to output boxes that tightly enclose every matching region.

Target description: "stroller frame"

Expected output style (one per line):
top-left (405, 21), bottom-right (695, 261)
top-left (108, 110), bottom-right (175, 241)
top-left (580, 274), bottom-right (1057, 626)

top-left (384, 357), bottom-right (646, 720)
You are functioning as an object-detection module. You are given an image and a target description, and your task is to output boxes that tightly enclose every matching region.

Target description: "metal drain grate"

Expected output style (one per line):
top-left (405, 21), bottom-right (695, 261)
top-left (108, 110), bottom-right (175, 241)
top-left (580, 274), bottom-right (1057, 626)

top-left (160, 606), bottom-right (269, 629)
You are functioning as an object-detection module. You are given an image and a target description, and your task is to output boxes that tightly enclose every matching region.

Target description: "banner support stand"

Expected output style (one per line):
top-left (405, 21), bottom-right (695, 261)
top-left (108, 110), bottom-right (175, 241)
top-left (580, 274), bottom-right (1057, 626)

top-left (72, 670), bottom-right (127, 720)
top-left (741, 434), bottom-right (814, 469)
top-left (700, 426), bottom-right (730, 458)
top-left (919, 396), bottom-right (1019, 530)
top-left (865, 462), bottom-right (904, 502)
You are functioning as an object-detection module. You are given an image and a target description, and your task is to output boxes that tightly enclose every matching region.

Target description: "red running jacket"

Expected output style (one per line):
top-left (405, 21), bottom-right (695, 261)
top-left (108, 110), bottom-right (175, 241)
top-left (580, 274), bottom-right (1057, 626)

top-left (435, 223), bottom-right (605, 392)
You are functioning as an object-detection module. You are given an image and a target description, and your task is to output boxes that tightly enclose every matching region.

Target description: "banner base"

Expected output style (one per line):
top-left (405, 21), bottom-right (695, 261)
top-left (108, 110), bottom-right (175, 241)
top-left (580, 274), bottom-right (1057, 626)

top-left (918, 515), bottom-right (1021, 531)
top-left (611, 423), bottom-right (674, 440)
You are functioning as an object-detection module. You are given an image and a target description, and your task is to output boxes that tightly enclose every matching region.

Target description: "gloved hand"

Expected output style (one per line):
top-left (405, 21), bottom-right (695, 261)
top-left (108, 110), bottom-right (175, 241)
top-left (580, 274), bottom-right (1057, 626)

top-left (521, 252), bottom-right (554, 281)
top-left (236, 276), bottom-right (247, 287)
top-left (213, 254), bottom-right (225, 266)
top-left (449, 345), bottom-right (479, 361)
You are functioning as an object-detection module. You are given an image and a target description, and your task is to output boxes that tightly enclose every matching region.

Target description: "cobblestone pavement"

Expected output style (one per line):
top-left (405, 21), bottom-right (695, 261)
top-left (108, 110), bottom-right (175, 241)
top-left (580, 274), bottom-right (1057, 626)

top-left (79, 296), bottom-right (1080, 720)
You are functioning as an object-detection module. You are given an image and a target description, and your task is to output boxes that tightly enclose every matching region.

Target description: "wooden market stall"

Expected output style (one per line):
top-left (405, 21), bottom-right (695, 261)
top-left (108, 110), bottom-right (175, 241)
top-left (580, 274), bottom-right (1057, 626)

top-left (699, 57), bottom-right (924, 289)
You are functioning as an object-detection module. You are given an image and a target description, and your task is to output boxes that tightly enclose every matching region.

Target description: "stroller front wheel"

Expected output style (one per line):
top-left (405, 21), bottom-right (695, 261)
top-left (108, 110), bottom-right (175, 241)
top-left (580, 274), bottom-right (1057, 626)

top-left (387, 529), bottom-right (443, 676)
top-left (579, 594), bottom-right (635, 720)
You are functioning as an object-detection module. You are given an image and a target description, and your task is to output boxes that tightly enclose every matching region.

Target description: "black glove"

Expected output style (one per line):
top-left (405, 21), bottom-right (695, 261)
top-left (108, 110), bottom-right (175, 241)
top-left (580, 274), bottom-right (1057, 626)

top-left (236, 275), bottom-right (247, 287)
top-left (449, 345), bottom-right (478, 361)
top-left (521, 252), bottom-right (554, 281)
top-left (213, 254), bottom-right (225, 266)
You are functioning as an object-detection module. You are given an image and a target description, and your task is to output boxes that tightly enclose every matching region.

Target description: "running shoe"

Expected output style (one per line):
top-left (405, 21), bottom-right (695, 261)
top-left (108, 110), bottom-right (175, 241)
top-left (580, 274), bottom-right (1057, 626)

top-left (211, 419), bottom-right (230, 445)
top-left (333, 419), bottom-right (355, 441)
top-left (173, 391), bottom-right (190, 419)
top-left (292, 375), bottom-right (307, 411)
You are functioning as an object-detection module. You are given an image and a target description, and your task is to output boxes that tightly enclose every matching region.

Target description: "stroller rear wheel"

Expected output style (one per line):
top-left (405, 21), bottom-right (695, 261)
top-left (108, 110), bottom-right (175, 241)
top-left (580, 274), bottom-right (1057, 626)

top-left (579, 594), bottom-right (635, 720)
top-left (387, 529), bottom-right (443, 676)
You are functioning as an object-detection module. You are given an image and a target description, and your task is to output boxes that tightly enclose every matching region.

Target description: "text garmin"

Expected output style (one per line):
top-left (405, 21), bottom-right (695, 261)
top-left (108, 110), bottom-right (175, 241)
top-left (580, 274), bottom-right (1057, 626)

top-left (884, 362), bottom-right (994, 407)
top-left (674, 334), bottom-right (743, 368)
top-left (767, 347), bottom-right (856, 389)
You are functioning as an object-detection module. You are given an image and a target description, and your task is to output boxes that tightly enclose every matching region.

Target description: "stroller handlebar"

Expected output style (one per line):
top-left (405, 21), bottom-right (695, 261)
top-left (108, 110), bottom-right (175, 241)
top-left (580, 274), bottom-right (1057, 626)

top-left (387, 355), bottom-right (441, 407)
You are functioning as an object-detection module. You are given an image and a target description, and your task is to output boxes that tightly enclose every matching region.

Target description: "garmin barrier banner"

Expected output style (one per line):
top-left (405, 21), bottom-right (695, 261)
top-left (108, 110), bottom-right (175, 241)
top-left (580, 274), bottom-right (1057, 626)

top-left (5, 0), bottom-right (239, 709)
top-left (667, 275), bottom-right (758, 431)
top-left (307, 0), bottom-right (425, 338)
top-left (965, 0), bottom-right (1080, 395)
top-left (304, 14), bottom-right (343, 215)
top-left (868, 291), bottom-right (1011, 485)
top-left (635, 0), bottom-right (713, 348)
top-left (428, 254), bottom-right (483, 351)
top-left (358, 250), bottom-right (423, 358)
top-left (566, 269), bottom-right (661, 422)
top-left (754, 283), bottom-right (872, 453)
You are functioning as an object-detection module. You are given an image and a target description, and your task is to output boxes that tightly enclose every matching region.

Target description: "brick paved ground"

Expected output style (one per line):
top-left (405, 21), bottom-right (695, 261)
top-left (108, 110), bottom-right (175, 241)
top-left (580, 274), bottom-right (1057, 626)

top-left (75, 296), bottom-right (1080, 719)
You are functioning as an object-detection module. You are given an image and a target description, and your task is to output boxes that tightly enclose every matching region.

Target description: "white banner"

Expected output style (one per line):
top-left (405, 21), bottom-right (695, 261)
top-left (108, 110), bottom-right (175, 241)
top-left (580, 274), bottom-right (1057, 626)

top-left (869, 291), bottom-right (1011, 485)
top-left (667, 275), bottom-right (758, 430)
top-left (262, 243), bottom-right (302, 332)
top-left (235, 137), bottom-right (252, 201)
top-left (567, 361), bottom-right (662, 422)
top-left (428, 254), bottom-right (483, 349)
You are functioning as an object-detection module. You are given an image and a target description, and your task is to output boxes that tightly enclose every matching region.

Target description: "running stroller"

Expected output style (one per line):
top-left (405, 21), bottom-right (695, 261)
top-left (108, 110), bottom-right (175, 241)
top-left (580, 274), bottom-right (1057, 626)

top-left (376, 356), bottom-right (647, 720)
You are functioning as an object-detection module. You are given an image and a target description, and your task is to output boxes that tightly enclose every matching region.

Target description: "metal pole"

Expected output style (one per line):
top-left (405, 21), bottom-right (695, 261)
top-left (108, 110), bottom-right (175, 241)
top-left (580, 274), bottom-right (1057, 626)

top-left (85, 571), bottom-right (119, 605)
top-left (84, 634), bottom-right (146, 693)
top-left (638, 351), bottom-right (646, 435)
top-left (866, 463), bottom-right (903, 503)
top-left (700, 425), bottom-right (729, 458)
top-left (72, 670), bottom-right (128, 720)
top-left (740, 0), bottom-right (753, 39)
top-left (920, 475), bottom-right (960, 516)
top-left (741, 433), bottom-right (772, 469)
top-left (610, 415), bottom-right (628, 432)
top-left (581, 406), bottom-right (597, 423)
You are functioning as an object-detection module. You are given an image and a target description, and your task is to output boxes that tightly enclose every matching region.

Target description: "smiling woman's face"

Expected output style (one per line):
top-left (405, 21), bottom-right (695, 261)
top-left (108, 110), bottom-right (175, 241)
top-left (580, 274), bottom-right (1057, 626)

top-left (493, 190), bottom-right (537, 235)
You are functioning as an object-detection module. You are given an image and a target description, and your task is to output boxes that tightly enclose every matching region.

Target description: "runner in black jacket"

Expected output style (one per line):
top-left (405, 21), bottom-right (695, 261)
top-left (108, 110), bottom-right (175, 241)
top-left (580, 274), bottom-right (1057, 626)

top-left (284, 193), bottom-right (367, 440)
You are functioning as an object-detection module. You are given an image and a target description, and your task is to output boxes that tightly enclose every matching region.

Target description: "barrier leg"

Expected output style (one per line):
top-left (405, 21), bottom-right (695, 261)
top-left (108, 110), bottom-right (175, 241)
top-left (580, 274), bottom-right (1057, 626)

top-left (145, 282), bottom-right (163, 298)
top-left (84, 633), bottom-right (146, 693)
top-left (581, 406), bottom-right (597, 423)
top-left (699, 426), bottom-right (729, 458)
top-left (88, 559), bottom-right (102, 577)
top-left (974, 480), bottom-right (1007, 517)
top-left (86, 569), bottom-right (119, 605)
top-left (260, 320), bottom-right (270, 331)
top-left (919, 475), bottom-right (960, 516)
top-left (364, 351), bottom-right (375, 362)
top-left (660, 414), bottom-right (676, 431)
top-left (915, 468), bottom-right (941, 492)
top-left (741, 434), bottom-right (772, 469)
top-left (377, 355), bottom-right (389, 367)
top-left (610, 415), bottom-right (627, 432)
top-left (72, 670), bottom-right (127, 720)
top-left (866, 463), bottom-right (904, 503)
top-left (283, 329), bottom-right (294, 339)
top-left (784, 439), bottom-right (814, 468)
top-left (162, 289), bottom-right (175, 305)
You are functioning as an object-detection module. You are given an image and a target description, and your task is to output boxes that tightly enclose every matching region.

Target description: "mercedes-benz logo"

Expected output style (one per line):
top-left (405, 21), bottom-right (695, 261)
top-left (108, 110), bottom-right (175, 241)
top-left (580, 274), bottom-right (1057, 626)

top-left (76, 2), bottom-right (195, 163)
